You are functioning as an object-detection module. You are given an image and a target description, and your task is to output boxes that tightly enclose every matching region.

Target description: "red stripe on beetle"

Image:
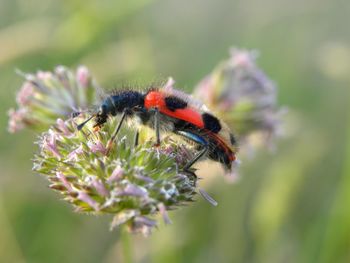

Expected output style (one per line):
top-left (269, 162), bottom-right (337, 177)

top-left (145, 91), bottom-right (235, 162)
top-left (205, 131), bottom-right (236, 162)
top-left (145, 91), bottom-right (204, 128)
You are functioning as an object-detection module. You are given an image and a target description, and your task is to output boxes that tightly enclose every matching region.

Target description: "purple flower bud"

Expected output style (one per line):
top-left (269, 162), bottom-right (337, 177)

top-left (125, 184), bottom-right (147, 197)
top-left (43, 131), bottom-right (61, 159)
top-left (56, 172), bottom-right (73, 192)
top-left (7, 108), bottom-right (26, 133)
top-left (56, 118), bottom-right (73, 137)
top-left (76, 66), bottom-right (90, 88)
top-left (229, 48), bottom-right (256, 67)
top-left (87, 141), bottom-right (108, 155)
top-left (163, 77), bottom-right (175, 92)
top-left (134, 173), bottom-right (155, 183)
top-left (116, 183), bottom-right (148, 197)
top-left (107, 166), bottom-right (124, 183)
top-left (66, 144), bottom-right (84, 161)
top-left (37, 71), bottom-right (53, 81)
top-left (16, 82), bottom-right (34, 106)
top-left (157, 203), bottom-right (172, 224)
top-left (77, 191), bottom-right (99, 211)
top-left (91, 177), bottom-right (109, 197)
top-left (134, 216), bottom-right (157, 227)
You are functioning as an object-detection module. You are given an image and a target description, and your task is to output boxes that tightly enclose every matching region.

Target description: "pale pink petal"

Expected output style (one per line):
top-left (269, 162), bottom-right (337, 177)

top-left (56, 118), bottom-right (73, 136)
top-left (16, 82), bottom-right (34, 106)
top-left (91, 177), bottom-right (109, 197)
top-left (43, 131), bottom-right (61, 159)
top-left (107, 166), bottom-right (124, 183)
top-left (87, 141), bottom-right (107, 155)
top-left (77, 191), bottom-right (99, 211)
top-left (66, 144), bottom-right (84, 161)
top-left (76, 66), bottom-right (90, 88)
top-left (56, 172), bottom-right (73, 192)
top-left (157, 203), bottom-right (172, 224)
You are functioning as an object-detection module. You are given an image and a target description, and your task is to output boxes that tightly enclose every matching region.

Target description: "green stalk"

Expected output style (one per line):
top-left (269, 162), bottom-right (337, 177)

top-left (121, 227), bottom-right (133, 263)
top-left (319, 103), bottom-right (350, 262)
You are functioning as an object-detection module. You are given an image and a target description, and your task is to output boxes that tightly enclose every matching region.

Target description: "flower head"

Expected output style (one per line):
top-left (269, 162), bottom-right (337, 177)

top-left (33, 113), bottom-right (197, 236)
top-left (8, 66), bottom-right (98, 133)
top-left (194, 48), bottom-right (285, 151)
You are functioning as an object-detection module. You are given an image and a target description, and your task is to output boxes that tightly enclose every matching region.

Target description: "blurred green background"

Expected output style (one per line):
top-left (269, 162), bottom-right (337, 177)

top-left (1, 0), bottom-right (350, 262)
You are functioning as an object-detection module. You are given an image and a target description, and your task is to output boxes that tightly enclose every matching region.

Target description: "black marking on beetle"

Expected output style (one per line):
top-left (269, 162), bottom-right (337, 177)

top-left (135, 107), bottom-right (151, 124)
top-left (165, 96), bottom-right (188, 111)
top-left (207, 136), bottom-right (231, 169)
top-left (109, 91), bottom-right (145, 114)
top-left (174, 119), bottom-right (198, 131)
top-left (229, 133), bottom-right (237, 145)
top-left (202, 113), bottom-right (221, 133)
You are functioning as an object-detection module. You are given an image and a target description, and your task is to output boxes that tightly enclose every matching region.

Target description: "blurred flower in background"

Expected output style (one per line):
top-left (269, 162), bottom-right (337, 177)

top-left (194, 48), bottom-right (285, 153)
top-left (8, 66), bottom-right (97, 133)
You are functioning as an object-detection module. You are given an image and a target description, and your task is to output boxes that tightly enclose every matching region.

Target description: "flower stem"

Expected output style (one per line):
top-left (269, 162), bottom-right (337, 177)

top-left (121, 227), bottom-right (133, 263)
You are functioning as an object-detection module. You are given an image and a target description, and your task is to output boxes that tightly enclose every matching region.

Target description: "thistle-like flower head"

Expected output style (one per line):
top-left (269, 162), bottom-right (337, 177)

top-left (194, 48), bottom-right (285, 150)
top-left (8, 66), bottom-right (97, 133)
top-left (33, 113), bottom-right (197, 236)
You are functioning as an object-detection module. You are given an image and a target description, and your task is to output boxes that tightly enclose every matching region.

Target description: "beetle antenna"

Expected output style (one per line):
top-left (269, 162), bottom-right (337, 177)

top-left (77, 115), bottom-right (95, 130)
top-left (71, 108), bottom-right (95, 119)
top-left (71, 111), bottom-right (81, 118)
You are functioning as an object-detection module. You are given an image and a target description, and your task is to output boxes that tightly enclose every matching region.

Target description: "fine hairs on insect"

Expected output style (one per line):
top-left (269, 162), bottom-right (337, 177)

top-left (77, 80), bottom-right (238, 175)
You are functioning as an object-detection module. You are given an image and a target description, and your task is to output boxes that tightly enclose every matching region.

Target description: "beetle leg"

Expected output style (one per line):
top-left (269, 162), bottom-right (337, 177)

top-left (183, 145), bottom-right (208, 172)
top-left (134, 130), bottom-right (139, 147)
top-left (106, 110), bottom-right (127, 153)
top-left (154, 108), bottom-right (161, 146)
